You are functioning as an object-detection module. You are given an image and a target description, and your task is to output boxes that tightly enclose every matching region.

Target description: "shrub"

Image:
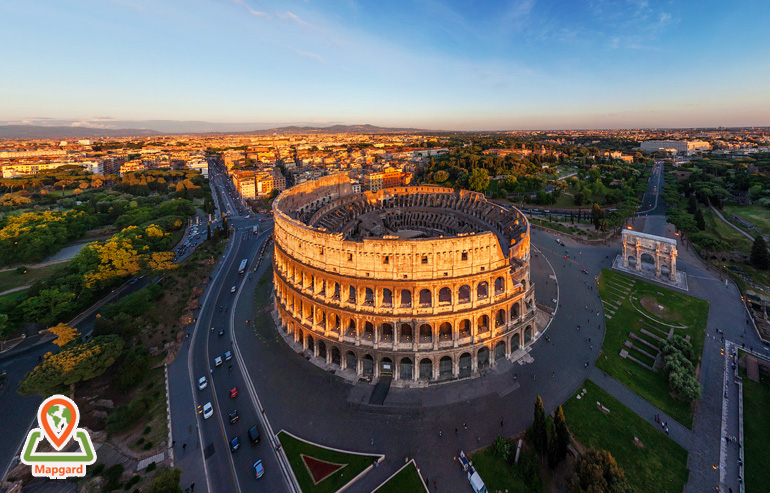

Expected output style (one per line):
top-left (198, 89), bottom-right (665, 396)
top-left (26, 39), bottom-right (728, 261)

top-left (143, 426), bottom-right (152, 435)
top-left (92, 463), bottom-right (105, 476)
top-left (124, 475), bottom-right (141, 489)
top-left (105, 396), bottom-right (152, 434)
top-left (145, 462), bottom-right (156, 472)
top-left (102, 464), bottom-right (124, 492)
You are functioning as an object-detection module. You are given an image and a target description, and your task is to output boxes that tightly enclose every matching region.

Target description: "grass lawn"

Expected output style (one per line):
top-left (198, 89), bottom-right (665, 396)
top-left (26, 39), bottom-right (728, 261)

top-left (723, 204), bottom-right (770, 237)
top-left (470, 446), bottom-right (531, 493)
top-left (702, 209), bottom-right (753, 253)
top-left (0, 262), bottom-right (68, 292)
top-left (738, 357), bottom-right (770, 493)
top-left (277, 431), bottom-right (380, 493)
top-left (374, 462), bottom-right (426, 493)
top-left (597, 269), bottom-right (710, 428)
top-left (562, 380), bottom-right (689, 493)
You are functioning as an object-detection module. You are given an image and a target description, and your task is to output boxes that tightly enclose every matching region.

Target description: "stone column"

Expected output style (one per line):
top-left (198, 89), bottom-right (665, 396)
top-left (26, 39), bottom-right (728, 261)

top-left (670, 249), bottom-right (677, 281)
top-left (393, 362), bottom-right (400, 381)
top-left (452, 356), bottom-right (459, 378)
top-left (471, 351), bottom-right (478, 374)
top-left (622, 238), bottom-right (629, 267)
top-left (635, 245), bottom-right (642, 271)
top-left (413, 359), bottom-right (419, 381)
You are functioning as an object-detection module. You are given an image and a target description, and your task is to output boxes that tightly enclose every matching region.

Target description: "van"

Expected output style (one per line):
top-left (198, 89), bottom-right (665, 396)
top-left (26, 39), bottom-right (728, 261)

top-left (248, 426), bottom-right (261, 445)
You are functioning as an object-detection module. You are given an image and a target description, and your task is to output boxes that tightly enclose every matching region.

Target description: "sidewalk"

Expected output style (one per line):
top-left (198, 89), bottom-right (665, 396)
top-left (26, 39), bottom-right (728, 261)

top-left (587, 367), bottom-right (693, 452)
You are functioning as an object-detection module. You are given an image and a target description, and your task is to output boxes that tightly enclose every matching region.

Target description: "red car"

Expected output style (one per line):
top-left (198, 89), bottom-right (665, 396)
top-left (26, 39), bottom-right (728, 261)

top-left (230, 387), bottom-right (239, 398)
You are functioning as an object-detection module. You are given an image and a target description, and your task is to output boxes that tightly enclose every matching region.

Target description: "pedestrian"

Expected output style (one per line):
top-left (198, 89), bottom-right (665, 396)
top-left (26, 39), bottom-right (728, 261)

top-left (433, 480), bottom-right (437, 490)
top-left (182, 443), bottom-right (187, 451)
top-left (190, 483), bottom-right (195, 492)
top-left (533, 373), bottom-right (536, 380)
top-left (455, 428), bottom-right (458, 436)
top-left (500, 418), bottom-right (504, 428)
top-left (552, 371), bottom-right (555, 378)
top-left (665, 427), bottom-right (669, 436)
top-left (439, 430), bottom-right (442, 437)
top-left (514, 373), bottom-right (517, 382)
top-left (463, 422), bottom-right (467, 430)
top-left (172, 440), bottom-right (176, 447)
top-left (588, 337), bottom-right (591, 342)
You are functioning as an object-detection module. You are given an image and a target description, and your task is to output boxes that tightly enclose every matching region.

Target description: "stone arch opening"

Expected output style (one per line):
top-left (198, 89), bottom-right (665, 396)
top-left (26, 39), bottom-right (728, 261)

top-left (331, 347), bottom-right (341, 366)
top-left (478, 346), bottom-right (490, 369)
top-left (477, 314), bottom-right (489, 333)
top-left (494, 276), bottom-right (505, 294)
top-left (419, 289), bottom-right (432, 307)
top-left (362, 354), bottom-right (374, 376)
top-left (458, 285), bottom-right (471, 304)
top-left (477, 281), bottom-right (489, 299)
top-left (400, 289), bottom-right (412, 308)
top-left (345, 319), bottom-right (356, 338)
top-left (439, 322), bottom-right (452, 341)
top-left (524, 325), bottom-right (533, 343)
top-left (458, 319), bottom-right (471, 338)
top-left (380, 357), bottom-right (393, 377)
top-left (511, 303), bottom-right (520, 319)
top-left (333, 282), bottom-right (341, 300)
top-left (346, 351), bottom-right (356, 370)
top-left (439, 356), bottom-right (453, 378)
top-left (640, 252), bottom-right (655, 266)
top-left (307, 335), bottom-right (314, 353)
top-left (419, 358), bottom-right (432, 380)
top-left (380, 323), bottom-right (393, 342)
top-left (348, 286), bottom-right (356, 303)
top-left (400, 323), bottom-right (412, 343)
top-left (459, 352), bottom-right (472, 377)
top-left (495, 309), bottom-right (506, 327)
top-left (400, 357), bottom-right (413, 380)
top-left (419, 323), bottom-right (432, 343)
top-left (511, 332), bottom-right (521, 351)
top-left (494, 340), bottom-right (506, 359)
top-left (438, 287), bottom-right (452, 305)
top-left (316, 310), bottom-right (326, 328)
top-left (364, 321), bottom-right (374, 341)
top-left (364, 288), bottom-right (374, 306)
top-left (382, 288), bottom-right (393, 307)
top-left (329, 313), bottom-right (340, 332)
top-left (317, 340), bottom-right (326, 360)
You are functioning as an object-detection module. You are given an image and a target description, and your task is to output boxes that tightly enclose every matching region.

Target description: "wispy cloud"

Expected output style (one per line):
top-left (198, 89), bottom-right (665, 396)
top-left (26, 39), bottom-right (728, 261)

top-left (277, 11), bottom-right (319, 30)
top-left (233, 0), bottom-right (271, 19)
top-left (290, 48), bottom-right (325, 63)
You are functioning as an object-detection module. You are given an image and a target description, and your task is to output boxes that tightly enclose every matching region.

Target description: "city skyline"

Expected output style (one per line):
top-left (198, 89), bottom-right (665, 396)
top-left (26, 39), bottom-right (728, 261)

top-left (2, 0), bottom-right (770, 130)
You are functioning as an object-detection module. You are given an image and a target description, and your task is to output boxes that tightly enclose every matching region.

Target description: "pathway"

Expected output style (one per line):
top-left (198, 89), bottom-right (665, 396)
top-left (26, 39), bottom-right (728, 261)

top-left (587, 367), bottom-right (693, 451)
top-left (0, 285), bottom-right (30, 297)
top-left (710, 205), bottom-right (754, 241)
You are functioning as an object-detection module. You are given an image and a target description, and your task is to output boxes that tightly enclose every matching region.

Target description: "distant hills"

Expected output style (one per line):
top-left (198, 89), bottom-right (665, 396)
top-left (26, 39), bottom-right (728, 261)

top-left (0, 123), bottom-right (425, 140)
top-left (0, 125), bottom-right (160, 140)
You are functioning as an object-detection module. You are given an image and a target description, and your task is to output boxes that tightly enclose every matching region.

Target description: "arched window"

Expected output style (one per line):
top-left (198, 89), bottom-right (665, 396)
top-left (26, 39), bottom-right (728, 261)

top-left (494, 276), bottom-right (505, 294)
top-left (477, 281), bottom-right (489, 299)
top-left (364, 288), bottom-right (374, 306)
top-left (348, 286), bottom-right (356, 304)
top-left (458, 285), bottom-right (471, 304)
top-left (400, 289), bottom-right (412, 308)
top-left (382, 288), bottom-right (393, 307)
top-left (419, 289), bottom-right (432, 307)
top-left (438, 287), bottom-right (452, 304)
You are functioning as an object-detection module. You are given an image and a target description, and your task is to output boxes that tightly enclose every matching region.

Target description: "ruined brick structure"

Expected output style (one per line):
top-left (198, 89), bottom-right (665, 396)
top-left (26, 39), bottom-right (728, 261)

top-left (272, 173), bottom-right (536, 384)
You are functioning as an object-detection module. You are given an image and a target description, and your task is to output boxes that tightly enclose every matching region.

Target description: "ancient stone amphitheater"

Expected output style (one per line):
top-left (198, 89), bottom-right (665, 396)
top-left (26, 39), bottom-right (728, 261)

top-left (272, 173), bottom-right (536, 385)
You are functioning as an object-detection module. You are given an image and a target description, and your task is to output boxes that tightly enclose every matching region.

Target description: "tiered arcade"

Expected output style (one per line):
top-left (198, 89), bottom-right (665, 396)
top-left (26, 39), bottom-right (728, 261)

top-left (272, 173), bottom-right (537, 384)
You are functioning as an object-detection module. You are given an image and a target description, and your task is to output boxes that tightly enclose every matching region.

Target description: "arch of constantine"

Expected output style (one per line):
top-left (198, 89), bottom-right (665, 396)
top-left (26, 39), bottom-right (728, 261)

top-left (271, 173), bottom-right (537, 385)
top-left (614, 229), bottom-right (687, 289)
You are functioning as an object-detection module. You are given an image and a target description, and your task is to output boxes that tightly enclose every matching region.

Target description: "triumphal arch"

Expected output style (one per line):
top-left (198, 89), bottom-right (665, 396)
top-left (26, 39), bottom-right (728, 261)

top-left (614, 230), bottom-right (687, 289)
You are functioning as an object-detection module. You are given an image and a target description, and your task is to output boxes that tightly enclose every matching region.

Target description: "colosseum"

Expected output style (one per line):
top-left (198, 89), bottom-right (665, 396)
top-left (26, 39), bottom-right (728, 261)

top-left (272, 173), bottom-right (536, 386)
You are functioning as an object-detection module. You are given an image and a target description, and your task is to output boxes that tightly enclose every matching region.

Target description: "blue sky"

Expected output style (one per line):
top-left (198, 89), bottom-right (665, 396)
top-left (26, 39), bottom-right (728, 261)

top-left (1, 0), bottom-right (769, 130)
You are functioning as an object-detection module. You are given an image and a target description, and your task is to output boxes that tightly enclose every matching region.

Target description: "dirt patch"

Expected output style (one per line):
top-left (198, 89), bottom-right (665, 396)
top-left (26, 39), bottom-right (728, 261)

top-left (301, 454), bottom-right (347, 485)
top-left (639, 296), bottom-right (682, 323)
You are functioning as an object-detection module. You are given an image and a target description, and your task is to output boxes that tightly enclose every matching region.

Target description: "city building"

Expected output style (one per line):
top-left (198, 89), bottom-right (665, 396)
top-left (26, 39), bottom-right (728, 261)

top-left (640, 140), bottom-right (711, 155)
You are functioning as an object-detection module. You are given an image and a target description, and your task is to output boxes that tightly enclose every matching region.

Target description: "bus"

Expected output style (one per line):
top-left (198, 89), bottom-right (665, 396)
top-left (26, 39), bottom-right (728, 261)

top-left (238, 259), bottom-right (248, 275)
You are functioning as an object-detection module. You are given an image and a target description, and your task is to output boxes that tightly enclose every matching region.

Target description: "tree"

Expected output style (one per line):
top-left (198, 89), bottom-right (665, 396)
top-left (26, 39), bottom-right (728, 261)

top-left (48, 323), bottom-right (79, 347)
top-left (468, 168), bottom-right (489, 193)
top-left (0, 313), bottom-right (8, 339)
top-left (146, 468), bottom-right (182, 493)
top-left (591, 203), bottom-right (604, 230)
top-left (751, 235), bottom-right (769, 270)
top-left (20, 288), bottom-right (76, 325)
top-left (553, 405), bottom-right (570, 463)
top-left (433, 170), bottom-right (449, 183)
top-left (569, 449), bottom-right (634, 493)
top-left (17, 335), bottom-right (125, 396)
top-left (687, 195), bottom-right (698, 214)
top-left (533, 396), bottom-right (548, 459)
top-left (694, 209), bottom-right (705, 230)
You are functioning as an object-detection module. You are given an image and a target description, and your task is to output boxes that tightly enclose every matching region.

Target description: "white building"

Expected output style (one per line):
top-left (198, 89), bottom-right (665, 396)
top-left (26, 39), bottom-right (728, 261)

top-left (188, 158), bottom-right (209, 178)
top-left (640, 140), bottom-right (711, 155)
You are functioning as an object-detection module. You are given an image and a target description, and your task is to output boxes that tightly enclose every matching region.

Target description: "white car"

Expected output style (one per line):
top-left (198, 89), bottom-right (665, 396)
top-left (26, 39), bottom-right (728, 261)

top-left (202, 402), bottom-right (213, 419)
top-left (215, 356), bottom-right (223, 367)
top-left (198, 376), bottom-right (207, 390)
top-left (230, 286), bottom-right (237, 293)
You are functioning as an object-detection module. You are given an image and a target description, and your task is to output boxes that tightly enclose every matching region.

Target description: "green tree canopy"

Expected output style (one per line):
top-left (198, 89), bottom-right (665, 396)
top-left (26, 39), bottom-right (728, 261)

top-left (569, 449), bottom-right (634, 493)
top-left (468, 168), bottom-right (490, 193)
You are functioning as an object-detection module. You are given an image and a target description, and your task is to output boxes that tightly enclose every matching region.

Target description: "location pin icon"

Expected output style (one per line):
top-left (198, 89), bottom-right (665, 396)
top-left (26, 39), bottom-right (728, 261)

top-left (38, 395), bottom-right (79, 451)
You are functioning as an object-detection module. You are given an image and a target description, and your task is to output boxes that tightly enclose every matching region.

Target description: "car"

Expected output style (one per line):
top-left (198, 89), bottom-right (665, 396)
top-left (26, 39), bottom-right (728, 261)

top-left (229, 410), bottom-right (239, 424)
top-left (128, 278), bottom-right (138, 285)
top-left (230, 387), bottom-right (239, 398)
top-left (202, 402), bottom-right (213, 419)
top-left (248, 425), bottom-right (261, 445)
top-left (230, 286), bottom-right (237, 293)
top-left (253, 460), bottom-right (265, 478)
top-left (224, 350), bottom-right (232, 361)
top-left (230, 436), bottom-right (240, 452)
top-left (215, 356), bottom-right (223, 367)
top-left (198, 376), bottom-right (207, 390)
top-left (218, 328), bottom-right (225, 337)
